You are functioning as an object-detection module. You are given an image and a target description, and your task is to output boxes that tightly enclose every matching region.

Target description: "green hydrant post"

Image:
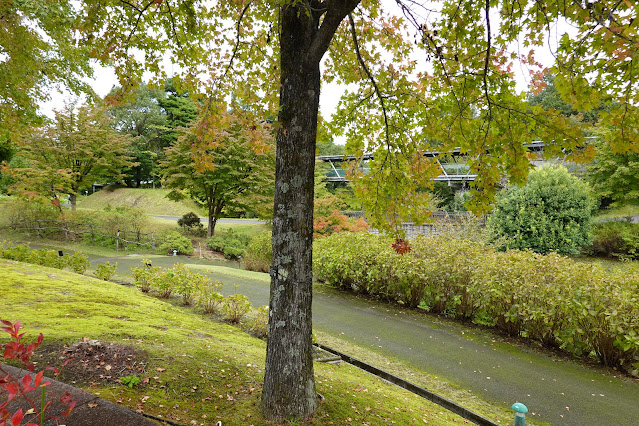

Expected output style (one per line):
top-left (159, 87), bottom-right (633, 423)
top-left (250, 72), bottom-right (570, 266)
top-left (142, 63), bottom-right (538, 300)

top-left (512, 402), bottom-right (528, 426)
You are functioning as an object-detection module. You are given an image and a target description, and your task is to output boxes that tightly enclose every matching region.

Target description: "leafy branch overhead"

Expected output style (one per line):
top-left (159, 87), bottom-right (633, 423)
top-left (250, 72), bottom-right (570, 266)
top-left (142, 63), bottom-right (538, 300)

top-left (5, 1), bottom-right (637, 221)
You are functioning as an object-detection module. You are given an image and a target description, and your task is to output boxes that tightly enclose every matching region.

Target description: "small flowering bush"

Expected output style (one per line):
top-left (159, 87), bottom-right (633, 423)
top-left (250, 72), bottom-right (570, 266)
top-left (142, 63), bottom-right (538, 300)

top-left (130, 260), bottom-right (160, 293)
top-left (250, 305), bottom-right (269, 338)
top-left (66, 252), bottom-right (90, 275)
top-left (95, 261), bottom-right (117, 281)
top-left (222, 294), bottom-right (252, 324)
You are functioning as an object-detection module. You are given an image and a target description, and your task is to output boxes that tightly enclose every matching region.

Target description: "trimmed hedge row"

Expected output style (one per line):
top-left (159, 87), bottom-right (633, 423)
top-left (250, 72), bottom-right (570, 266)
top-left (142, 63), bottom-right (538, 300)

top-left (313, 233), bottom-right (639, 373)
top-left (0, 242), bottom-right (90, 274)
top-left (242, 231), bottom-right (272, 273)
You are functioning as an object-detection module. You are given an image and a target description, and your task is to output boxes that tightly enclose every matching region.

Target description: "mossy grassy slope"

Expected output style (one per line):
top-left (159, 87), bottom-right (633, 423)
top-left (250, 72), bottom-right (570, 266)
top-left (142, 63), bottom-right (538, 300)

top-left (594, 204), bottom-right (639, 220)
top-left (77, 186), bottom-right (206, 217)
top-left (0, 259), bottom-right (468, 425)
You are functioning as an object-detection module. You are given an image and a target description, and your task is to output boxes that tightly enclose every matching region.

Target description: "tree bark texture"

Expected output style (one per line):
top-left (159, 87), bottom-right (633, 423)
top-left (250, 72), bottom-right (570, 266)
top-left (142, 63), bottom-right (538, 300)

top-left (261, 4), bottom-right (321, 422)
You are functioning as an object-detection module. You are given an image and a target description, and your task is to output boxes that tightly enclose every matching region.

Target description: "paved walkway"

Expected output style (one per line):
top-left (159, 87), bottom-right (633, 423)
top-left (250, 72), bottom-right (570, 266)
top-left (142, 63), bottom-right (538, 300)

top-left (594, 214), bottom-right (639, 224)
top-left (2, 364), bottom-right (157, 425)
top-left (91, 255), bottom-right (639, 425)
top-left (150, 215), bottom-right (265, 224)
top-left (174, 259), bottom-right (639, 426)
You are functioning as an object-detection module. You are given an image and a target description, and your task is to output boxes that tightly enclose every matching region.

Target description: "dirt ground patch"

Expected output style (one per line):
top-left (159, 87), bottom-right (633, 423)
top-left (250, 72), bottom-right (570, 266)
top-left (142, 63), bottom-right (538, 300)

top-left (188, 240), bottom-right (228, 261)
top-left (34, 339), bottom-right (148, 386)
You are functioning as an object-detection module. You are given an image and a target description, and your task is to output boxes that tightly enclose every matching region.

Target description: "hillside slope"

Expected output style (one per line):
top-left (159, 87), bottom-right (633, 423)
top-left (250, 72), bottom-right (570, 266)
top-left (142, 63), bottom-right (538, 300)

top-left (77, 186), bottom-right (205, 216)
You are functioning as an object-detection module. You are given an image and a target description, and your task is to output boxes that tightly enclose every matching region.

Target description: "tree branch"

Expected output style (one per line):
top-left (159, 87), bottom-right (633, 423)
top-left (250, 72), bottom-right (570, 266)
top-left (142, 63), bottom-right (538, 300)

top-left (215, 0), bottom-right (254, 89)
top-left (482, 0), bottom-right (493, 144)
top-left (118, 0), bottom-right (141, 13)
top-left (124, 0), bottom-right (156, 51)
top-left (165, 0), bottom-right (184, 51)
top-left (306, 0), bottom-right (361, 66)
top-left (348, 13), bottom-right (391, 153)
top-left (571, 0), bottom-right (636, 45)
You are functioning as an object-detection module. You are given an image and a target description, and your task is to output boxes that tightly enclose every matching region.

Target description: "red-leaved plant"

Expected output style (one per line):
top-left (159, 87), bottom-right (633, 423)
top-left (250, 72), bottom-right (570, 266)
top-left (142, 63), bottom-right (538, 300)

top-left (0, 320), bottom-right (75, 426)
top-left (392, 238), bottom-right (412, 255)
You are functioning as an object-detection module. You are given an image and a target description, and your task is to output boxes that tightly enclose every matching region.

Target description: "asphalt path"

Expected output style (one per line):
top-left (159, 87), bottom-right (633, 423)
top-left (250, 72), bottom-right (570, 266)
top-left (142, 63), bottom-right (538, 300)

top-left (151, 215), bottom-right (266, 224)
top-left (99, 254), bottom-right (639, 425)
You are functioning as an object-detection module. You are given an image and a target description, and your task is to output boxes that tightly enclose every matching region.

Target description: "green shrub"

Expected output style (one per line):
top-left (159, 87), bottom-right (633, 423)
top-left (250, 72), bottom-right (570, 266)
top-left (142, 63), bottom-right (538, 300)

top-left (1, 244), bottom-right (33, 262)
top-left (30, 249), bottom-right (66, 269)
top-left (569, 268), bottom-right (639, 367)
top-left (243, 231), bottom-right (272, 273)
top-left (313, 231), bottom-right (639, 372)
top-left (205, 235), bottom-right (226, 252)
top-left (95, 261), bottom-right (117, 281)
top-left (178, 212), bottom-right (201, 228)
top-left (206, 229), bottom-right (250, 260)
top-left (197, 285), bottom-right (224, 314)
top-left (156, 230), bottom-right (193, 255)
top-left (196, 280), bottom-right (224, 314)
top-left (222, 245), bottom-right (245, 260)
top-left (178, 212), bottom-right (205, 236)
top-left (472, 250), bottom-right (527, 336)
top-left (488, 165), bottom-right (594, 255)
top-left (586, 221), bottom-right (639, 259)
top-left (130, 260), bottom-right (161, 293)
top-left (0, 243), bottom-right (90, 274)
top-left (222, 294), bottom-right (252, 324)
top-left (172, 263), bottom-right (198, 305)
top-left (131, 262), bottom-right (215, 304)
top-left (515, 253), bottom-right (577, 348)
top-left (66, 252), bottom-right (90, 274)
top-left (411, 236), bottom-right (487, 317)
top-left (153, 268), bottom-right (176, 298)
top-left (250, 305), bottom-right (269, 338)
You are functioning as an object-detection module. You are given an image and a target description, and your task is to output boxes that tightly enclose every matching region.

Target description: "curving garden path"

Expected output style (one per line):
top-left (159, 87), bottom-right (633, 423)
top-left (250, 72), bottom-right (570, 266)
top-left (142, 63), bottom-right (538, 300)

top-left (101, 254), bottom-right (639, 425)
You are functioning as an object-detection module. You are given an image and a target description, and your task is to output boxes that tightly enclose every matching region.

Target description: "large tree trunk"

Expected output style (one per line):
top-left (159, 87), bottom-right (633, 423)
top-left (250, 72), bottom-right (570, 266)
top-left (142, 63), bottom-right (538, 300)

top-left (261, 5), bottom-right (321, 422)
top-left (261, 1), bottom-right (361, 421)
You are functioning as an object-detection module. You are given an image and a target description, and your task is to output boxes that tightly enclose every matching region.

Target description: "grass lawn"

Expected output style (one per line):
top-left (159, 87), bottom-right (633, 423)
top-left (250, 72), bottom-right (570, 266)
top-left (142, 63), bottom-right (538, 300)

top-left (594, 204), bottom-right (639, 220)
top-left (76, 185), bottom-right (207, 217)
top-left (572, 255), bottom-right (639, 273)
top-left (0, 258), bottom-right (472, 425)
